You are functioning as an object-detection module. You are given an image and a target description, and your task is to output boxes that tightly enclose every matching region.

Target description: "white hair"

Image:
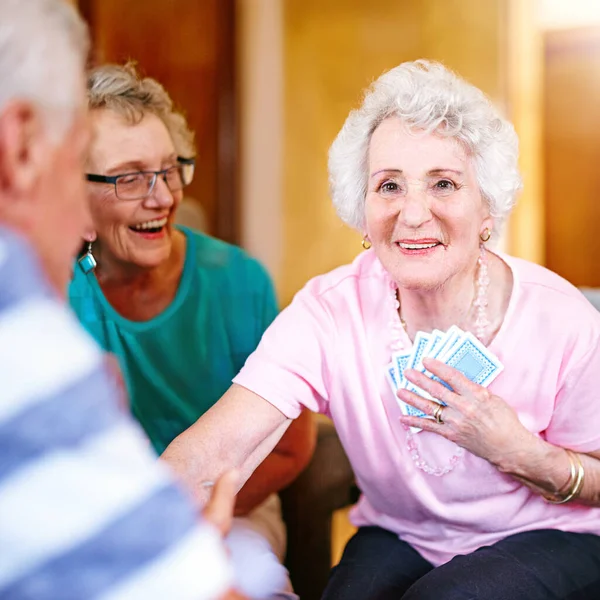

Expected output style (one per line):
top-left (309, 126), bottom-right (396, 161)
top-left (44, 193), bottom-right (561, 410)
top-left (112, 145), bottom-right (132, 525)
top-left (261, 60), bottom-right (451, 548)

top-left (87, 62), bottom-right (195, 157)
top-left (0, 0), bottom-right (89, 139)
top-left (328, 60), bottom-right (523, 235)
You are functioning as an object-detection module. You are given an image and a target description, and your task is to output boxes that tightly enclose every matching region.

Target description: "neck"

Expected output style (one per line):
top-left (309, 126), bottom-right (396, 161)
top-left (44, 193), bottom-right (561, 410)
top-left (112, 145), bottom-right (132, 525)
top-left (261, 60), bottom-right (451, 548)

top-left (398, 253), bottom-right (481, 340)
top-left (97, 259), bottom-right (162, 290)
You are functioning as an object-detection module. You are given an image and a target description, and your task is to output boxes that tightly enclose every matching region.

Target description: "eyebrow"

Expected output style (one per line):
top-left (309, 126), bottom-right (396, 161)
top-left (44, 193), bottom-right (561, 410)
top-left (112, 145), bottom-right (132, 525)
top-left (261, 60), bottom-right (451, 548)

top-left (370, 168), bottom-right (464, 179)
top-left (104, 153), bottom-right (179, 175)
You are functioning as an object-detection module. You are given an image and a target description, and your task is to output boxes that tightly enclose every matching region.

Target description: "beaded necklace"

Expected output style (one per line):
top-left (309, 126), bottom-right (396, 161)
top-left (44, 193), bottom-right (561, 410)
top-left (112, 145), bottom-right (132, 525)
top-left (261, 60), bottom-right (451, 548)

top-left (387, 246), bottom-right (490, 476)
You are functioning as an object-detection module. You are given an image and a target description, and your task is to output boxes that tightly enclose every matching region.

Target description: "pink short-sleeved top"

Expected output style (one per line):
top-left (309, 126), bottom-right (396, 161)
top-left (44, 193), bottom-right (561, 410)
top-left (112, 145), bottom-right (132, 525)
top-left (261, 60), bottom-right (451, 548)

top-left (233, 249), bottom-right (600, 566)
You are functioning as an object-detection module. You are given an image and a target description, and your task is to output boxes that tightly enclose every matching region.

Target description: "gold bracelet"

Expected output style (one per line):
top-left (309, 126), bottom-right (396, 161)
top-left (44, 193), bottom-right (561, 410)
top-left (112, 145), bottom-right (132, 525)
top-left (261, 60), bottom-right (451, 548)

top-left (544, 450), bottom-right (585, 505)
top-left (570, 452), bottom-right (585, 499)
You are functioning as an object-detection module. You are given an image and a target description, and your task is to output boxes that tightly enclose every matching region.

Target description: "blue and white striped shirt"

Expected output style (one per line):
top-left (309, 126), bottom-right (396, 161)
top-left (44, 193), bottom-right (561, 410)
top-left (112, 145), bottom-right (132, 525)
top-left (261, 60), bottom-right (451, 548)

top-left (0, 227), bottom-right (232, 599)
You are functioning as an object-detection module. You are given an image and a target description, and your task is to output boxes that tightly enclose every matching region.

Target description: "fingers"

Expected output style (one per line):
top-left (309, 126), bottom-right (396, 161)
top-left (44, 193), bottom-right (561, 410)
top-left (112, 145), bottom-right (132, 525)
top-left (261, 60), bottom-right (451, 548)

top-left (397, 387), bottom-right (441, 416)
top-left (399, 414), bottom-right (444, 434)
top-left (403, 367), bottom-right (457, 407)
top-left (202, 469), bottom-right (240, 537)
top-left (396, 387), bottom-right (449, 431)
top-left (422, 358), bottom-right (481, 396)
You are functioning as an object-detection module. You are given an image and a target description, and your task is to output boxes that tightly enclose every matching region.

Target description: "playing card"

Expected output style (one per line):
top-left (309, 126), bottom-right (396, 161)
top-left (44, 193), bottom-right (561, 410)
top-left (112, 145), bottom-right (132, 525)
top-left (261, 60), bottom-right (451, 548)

top-left (407, 331), bottom-right (432, 371)
top-left (386, 358), bottom-right (425, 433)
top-left (392, 351), bottom-right (411, 387)
top-left (396, 332), bottom-right (433, 423)
top-left (418, 329), bottom-right (445, 370)
top-left (386, 362), bottom-right (400, 394)
top-left (434, 325), bottom-right (465, 363)
top-left (441, 331), bottom-right (504, 388)
top-left (386, 323), bottom-right (504, 436)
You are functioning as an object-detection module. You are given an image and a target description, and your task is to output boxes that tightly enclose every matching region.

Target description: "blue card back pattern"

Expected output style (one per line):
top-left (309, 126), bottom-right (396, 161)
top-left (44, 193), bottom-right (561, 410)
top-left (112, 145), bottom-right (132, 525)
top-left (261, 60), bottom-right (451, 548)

top-left (443, 332), bottom-right (503, 388)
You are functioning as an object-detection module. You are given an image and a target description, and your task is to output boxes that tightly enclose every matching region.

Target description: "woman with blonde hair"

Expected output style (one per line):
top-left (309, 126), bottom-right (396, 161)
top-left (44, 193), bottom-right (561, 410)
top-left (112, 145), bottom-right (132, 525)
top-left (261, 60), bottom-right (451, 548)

top-left (70, 62), bottom-right (314, 599)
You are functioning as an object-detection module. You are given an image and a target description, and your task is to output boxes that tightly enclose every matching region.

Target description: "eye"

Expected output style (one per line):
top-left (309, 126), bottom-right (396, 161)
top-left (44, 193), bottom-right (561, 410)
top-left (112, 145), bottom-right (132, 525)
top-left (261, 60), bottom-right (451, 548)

top-left (119, 173), bottom-right (145, 185)
top-left (379, 180), bottom-right (400, 194)
top-left (432, 179), bottom-right (457, 195)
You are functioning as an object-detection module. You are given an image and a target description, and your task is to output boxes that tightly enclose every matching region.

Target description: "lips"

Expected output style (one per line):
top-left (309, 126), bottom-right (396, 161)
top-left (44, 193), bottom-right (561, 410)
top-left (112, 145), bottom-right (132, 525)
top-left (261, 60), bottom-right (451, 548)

top-left (130, 216), bottom-right (168, 233)
top-left (395, 239), bottom-right (442, 254)
top-left (398, 242), bottom-right (439, 250)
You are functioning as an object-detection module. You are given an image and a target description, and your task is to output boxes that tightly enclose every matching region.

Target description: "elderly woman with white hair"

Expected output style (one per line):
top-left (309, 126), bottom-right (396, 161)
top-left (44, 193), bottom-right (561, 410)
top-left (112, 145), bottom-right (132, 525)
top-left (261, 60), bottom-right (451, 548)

top-left (162, 60), bottom-right (600, 599)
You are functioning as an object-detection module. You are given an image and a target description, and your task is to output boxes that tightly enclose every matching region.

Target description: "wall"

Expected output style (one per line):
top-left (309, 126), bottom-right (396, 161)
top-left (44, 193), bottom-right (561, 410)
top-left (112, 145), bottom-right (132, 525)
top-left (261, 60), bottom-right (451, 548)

top-left (237, 0), bottom-right (284, 282)
top-left (505, 0), bottom-right (545, 265)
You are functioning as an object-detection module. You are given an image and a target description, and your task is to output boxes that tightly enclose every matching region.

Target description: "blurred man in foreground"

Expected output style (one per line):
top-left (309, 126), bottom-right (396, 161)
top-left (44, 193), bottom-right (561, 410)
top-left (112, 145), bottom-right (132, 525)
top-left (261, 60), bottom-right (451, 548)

top-left (0, 1), bottom-right (244, 597)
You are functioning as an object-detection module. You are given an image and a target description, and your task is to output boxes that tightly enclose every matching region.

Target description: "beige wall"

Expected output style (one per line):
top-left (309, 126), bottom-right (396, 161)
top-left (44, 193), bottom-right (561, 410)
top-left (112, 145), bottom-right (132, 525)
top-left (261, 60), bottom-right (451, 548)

top-left (505, 0), bottom-right (545, 265)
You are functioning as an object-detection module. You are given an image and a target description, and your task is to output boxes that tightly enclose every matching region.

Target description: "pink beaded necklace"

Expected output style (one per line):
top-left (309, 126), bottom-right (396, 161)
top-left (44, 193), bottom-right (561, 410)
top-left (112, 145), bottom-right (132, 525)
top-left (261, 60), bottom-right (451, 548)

top-left (387, 246), bottom-right (490, 476)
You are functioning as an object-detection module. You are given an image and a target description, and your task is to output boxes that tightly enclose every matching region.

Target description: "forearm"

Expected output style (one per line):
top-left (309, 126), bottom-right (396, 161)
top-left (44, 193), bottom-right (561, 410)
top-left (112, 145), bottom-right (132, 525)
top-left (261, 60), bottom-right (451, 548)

top-left (495, 435), bottom-right (600, 506)
top-left (163, 419), bottom-right (289, 506)
top-left (161, 385), bottom-right (290, 506)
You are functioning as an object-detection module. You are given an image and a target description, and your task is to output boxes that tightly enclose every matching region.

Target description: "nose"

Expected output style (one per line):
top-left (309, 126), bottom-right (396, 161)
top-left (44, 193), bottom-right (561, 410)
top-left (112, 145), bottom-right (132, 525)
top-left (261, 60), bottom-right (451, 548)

top-left (399, 183), bottom-right (432, 229)
top-left (143, 174), bottom-right (174, 209)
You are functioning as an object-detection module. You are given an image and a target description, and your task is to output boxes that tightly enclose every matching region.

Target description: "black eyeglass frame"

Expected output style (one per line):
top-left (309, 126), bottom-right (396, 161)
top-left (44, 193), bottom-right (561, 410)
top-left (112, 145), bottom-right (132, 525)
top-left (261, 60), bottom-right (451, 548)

top-left (86, 156), bottom-right (196, 200)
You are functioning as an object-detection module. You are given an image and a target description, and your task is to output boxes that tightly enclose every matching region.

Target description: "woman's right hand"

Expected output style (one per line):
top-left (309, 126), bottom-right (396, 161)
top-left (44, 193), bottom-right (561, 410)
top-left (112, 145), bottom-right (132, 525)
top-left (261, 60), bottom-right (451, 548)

top-left (204, 471), bottom-right (251, 600)
top-left (202, 470), bottom-right (240, 537)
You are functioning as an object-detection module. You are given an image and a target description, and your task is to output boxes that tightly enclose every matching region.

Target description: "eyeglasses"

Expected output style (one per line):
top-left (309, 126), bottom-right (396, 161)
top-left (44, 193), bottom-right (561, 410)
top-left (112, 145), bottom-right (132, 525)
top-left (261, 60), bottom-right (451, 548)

top-left (86, 156), bottom-right (196, 200)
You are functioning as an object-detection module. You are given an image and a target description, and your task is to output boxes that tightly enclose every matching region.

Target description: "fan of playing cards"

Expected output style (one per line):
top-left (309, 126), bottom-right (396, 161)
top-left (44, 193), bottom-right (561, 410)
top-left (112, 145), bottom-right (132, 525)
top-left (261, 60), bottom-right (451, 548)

top-left (387, 325), bottom-right (504, 428)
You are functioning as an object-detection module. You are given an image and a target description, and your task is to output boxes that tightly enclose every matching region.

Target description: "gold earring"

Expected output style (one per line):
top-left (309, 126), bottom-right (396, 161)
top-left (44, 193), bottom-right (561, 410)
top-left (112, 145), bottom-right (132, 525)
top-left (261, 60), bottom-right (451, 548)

top-left (479, 228), bottom-right (491, 243)
top-left (362, 236), bottom-right (372, 250)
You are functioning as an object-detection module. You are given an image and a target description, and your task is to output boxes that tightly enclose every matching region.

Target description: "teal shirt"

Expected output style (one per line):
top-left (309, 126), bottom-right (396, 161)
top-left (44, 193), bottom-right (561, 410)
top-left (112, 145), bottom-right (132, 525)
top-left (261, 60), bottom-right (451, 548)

top-left (69, 226), bottom-right (278, 455)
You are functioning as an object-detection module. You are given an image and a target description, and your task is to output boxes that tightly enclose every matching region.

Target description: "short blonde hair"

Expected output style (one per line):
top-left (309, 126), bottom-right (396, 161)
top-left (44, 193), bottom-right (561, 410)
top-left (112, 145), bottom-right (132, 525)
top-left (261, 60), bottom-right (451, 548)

top-left (87, 62), bottom-right (195, 157)
top-left (328, 60), bottom-right (522, 236)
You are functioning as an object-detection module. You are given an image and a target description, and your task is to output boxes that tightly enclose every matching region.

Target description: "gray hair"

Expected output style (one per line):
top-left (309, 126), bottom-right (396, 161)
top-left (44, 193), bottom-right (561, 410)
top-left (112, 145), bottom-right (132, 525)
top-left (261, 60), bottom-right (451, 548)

top-left (87, 63), bottom-right (195, 157)
top-left (0, 0), bottom-right (89, 139)
top-left (328, 60), bottom-right (522, 235)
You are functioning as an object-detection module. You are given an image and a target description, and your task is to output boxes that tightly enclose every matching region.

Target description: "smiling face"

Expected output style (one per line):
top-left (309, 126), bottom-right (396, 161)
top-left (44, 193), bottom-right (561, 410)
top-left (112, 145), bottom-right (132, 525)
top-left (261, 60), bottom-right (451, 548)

top-left (86, 109), bottom-right (183, 271)
top-left (365, 117), bottom-right (493, 290)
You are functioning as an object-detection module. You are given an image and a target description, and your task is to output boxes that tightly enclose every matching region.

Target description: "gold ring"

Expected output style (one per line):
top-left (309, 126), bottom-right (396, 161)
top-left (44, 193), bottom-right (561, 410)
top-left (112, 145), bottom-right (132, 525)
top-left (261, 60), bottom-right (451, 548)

top-left (432, 403), bottom-right (445, 424)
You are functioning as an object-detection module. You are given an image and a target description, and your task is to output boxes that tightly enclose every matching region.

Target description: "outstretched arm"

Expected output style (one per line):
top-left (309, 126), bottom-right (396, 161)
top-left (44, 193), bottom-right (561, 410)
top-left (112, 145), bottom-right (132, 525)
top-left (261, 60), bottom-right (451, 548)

top-left (161, 383), bottom-right (291, 506)
top-left (234, 408), bottom-right (316, 516)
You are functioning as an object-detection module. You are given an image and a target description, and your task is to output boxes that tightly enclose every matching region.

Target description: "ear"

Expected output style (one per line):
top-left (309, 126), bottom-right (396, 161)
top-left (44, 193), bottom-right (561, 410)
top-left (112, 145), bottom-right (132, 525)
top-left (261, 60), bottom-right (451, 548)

top-left (480, 215), bottom-right (494, 236)
top-left (0, 100), bottom-right (48, 200)
top-left (82, 229), bottom-right (97, 243)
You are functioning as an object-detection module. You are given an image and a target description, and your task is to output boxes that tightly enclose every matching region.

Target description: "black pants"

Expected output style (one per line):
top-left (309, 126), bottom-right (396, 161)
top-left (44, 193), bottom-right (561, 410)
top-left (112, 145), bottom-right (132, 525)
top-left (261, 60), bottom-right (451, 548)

top-left (321, 526), bottom-right (600, 600)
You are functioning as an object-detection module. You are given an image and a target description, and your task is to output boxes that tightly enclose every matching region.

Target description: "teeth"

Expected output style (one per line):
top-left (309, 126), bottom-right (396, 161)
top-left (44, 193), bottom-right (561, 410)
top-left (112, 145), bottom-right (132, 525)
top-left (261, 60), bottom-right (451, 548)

top-left (399, 242), bottom-right (438, 250)
top-left (131, 217), bottom-right (168, 231)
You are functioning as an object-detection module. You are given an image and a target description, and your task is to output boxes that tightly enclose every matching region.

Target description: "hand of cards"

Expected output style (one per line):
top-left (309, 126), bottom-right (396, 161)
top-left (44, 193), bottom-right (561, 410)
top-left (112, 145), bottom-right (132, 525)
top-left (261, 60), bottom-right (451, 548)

top-left (387, 325), bottom-right (504, 432)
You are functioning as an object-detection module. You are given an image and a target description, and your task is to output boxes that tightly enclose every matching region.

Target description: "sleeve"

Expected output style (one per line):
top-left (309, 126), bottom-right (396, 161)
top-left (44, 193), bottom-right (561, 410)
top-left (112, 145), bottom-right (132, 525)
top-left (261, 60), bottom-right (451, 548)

top-left (233, 286), bottom-right (337, 418)
top-left (0, 296), bottom-right (232, 600)
top-left (544, 338), bottom-right (600, 453)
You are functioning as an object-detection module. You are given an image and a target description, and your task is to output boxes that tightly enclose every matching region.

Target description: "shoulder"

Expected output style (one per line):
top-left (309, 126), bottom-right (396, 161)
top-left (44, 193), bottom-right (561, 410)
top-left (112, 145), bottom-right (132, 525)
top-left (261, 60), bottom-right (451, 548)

top-left (0, 226), bottom-right (54, 305)
top-left (504, 253), bottom-right (598, 315)
top-left (502, 253), bottom-right (600, 354)
top-left (181, 226), bottom-right (272, 287)
top-left (0, 228), bottom-right (105, 415)
top-left (296, 249), bottom-right (380, 305)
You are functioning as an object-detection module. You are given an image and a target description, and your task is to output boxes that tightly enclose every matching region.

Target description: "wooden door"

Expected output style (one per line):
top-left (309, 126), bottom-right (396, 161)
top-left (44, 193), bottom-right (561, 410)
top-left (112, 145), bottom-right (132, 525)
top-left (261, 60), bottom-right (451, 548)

top-left (544, 27), bottom-right (600, 286)
top-left (79, 0), bottom-right (238, 243)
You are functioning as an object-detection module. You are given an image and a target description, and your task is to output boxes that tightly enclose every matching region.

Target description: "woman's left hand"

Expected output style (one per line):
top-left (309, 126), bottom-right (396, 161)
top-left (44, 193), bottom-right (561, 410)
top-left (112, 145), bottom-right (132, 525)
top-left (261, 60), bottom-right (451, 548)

top-left (397, 357), bottom-right (537, 467)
